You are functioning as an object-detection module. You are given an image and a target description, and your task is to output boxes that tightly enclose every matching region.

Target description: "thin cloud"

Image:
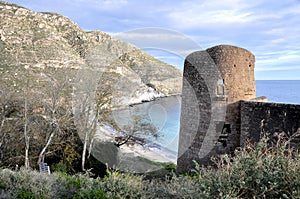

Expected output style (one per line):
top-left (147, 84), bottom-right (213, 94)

top-left (68, 0), bottom-right (128, 10)
top-left (4, 0), bottom-right (300, 79)
top-left (114, 28), bottom-right (201, 58)
top-left (257, 54), bottom-right (300, 64)
top-left (167, 0), bottom-right (258, 29)
top-left (256, 51), bottom-right (300, 72)
top-left (168, 10), bottom-right (254, 29)
top-left (256, 66), bottom-right (300, 71)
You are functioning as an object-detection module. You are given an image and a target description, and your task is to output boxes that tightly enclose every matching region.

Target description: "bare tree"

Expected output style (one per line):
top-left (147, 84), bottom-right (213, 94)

top-left (0, 93), bottom-right (19, 165)
top-left (37, 74), bottom-right (73, 165)
top-left (78, 98), bottom-right (94, 171)
top-left (77, 79), bottom-right (112, 171)
top-left (0, 48), bottom-right (79, 169)
top-left (114, 116), bottom-right (158, 148)
top-left (0, 68), bottom-right (34, 168)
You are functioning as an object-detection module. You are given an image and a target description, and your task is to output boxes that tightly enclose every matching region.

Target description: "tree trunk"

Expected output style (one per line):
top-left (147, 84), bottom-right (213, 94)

top-left (0, 119), bottom-right (6, 148)
top-left (37, 128), bottom-right (55, 164)
top-left (25, 136), bottom-right (30, 169)
top-left (88, 137), bottom-right (94, 159)
top-left (24, 96), bottom-right (30, 169)
top-left (87, 113), bottom-right (97, 159)
top-left (0, 119), bottom-right (5, 134)
top-left (82, 131), bottom-right (88, 171)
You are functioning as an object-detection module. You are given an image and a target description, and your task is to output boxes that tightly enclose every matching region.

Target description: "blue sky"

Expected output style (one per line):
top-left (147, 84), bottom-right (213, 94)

top-left (5, 0), bottom-right (300, 80)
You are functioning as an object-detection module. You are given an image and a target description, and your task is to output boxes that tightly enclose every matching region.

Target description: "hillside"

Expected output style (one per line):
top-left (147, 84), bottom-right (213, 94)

top-left (0, 1), bottom-right (182, 171)
top-left (0, 1), bottom-right (182, 108)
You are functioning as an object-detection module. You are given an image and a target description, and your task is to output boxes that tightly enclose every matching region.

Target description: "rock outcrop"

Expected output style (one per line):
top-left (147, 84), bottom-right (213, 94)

top-left (0, 1), bottom-right (182, 108)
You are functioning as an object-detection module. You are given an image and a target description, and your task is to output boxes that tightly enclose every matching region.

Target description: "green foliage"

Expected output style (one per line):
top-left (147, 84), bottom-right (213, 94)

top-left (17, 190), bottom-right (41, 199)
top-left (162, 162), bottom-right (177, 172)
top-left (51, 162), bottom-right (68, 173)
top-left (1, 136), bottom-right (300, 198)
top-left (191, 135), bottom-right (300, 198)
top-left (99, 171), bottom-right (144, 199)
top-left (72, 189), bottom-right (108, 199)
top-left (61, 143), bottom-right (81, 172)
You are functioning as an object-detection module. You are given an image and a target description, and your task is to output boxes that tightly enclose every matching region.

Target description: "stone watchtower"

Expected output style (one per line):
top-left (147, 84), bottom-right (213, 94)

top-left (177, 45), bottom-right (256, 173)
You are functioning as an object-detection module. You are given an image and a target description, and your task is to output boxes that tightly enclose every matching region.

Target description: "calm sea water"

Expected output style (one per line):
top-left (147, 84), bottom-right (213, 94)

top-left (256, 80), bottom-right (300, 104)
top-left (121, 80), bottom-right (300, 156)
top-left (112, 96), bottom-right (181, 154)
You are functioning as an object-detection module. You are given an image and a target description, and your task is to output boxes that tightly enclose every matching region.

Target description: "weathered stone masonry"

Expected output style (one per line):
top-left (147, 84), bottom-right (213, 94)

top-left (206, 45), bottom-right (256, 153)
top-left (177, 45), bottom-right (256, 172)
top-left (241, 101), bottom-right (300, 148)
top-left (177, 50), bottom-right (226, 172)
top-left (177, 44), bottom-right (300, 173)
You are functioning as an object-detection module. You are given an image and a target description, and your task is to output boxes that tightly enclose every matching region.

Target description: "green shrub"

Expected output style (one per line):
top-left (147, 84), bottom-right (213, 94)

top-left (17, 190), bottom-right (41, 199)
top-left (163, 162), bottom-right (177, 172)
top-left (72, 189), bottom-right (108, 199)
top-left (1, 135), bottom-right (300, 198)
top-left (51, 162), bottom-right (68, 173)
top-left (98, 171), bottom-right (143, 199)
top-left (191, 135), bottom-right (300, 198)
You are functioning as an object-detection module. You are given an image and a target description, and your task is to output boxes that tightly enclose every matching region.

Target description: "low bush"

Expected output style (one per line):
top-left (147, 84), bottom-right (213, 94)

top-left (191, 135), bottom-right (300, 198)
top-left (0, 135), bottom-right (300, 198)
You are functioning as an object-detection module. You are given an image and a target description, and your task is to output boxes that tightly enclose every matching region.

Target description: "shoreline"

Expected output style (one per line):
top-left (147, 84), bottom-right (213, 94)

top-left (111, 94), bottom-right (181, 111)
top-left (95, 124), bottom-right (177, 164)
top-left (120, 141), bottom-right (177, 164)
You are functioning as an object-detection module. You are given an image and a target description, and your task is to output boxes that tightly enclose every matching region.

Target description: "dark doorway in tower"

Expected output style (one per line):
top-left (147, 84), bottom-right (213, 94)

top-left (218, 123), bottom-right (231, 147)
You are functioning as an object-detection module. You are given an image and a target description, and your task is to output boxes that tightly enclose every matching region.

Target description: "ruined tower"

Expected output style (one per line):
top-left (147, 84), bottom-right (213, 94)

top-left (206, 45), bottom-right (256, 154)
top-left (177, 45), bottom-right (256, 173)
top-left (206, 45), bottom-right (256, 102)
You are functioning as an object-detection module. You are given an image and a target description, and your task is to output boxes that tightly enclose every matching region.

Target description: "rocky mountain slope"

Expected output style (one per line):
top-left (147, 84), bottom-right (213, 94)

top-left (0, 1), bottom-right (182, 108)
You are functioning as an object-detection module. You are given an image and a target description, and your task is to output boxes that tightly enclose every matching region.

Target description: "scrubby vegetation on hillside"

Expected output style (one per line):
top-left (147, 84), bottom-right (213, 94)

top-left (0, 1), bottom-right (182, 176)
top-left (1, 135), bottom-right (300, 199)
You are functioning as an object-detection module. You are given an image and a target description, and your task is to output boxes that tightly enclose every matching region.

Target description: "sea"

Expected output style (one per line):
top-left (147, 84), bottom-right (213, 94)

top-left (116, 80), bottom-right (300, 158)
top-left (256, 80), bottom-right (300, 104)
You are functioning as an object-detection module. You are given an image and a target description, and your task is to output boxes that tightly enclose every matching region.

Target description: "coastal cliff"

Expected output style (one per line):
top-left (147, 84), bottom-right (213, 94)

top-left (0, 1), bottom-right (181, 170)
top-left (0, 1), bottom-right (182, 108)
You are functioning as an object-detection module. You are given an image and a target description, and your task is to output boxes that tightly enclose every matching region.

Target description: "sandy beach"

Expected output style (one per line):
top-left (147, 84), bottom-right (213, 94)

top-left (93, 124), bottom-right (177, 172)
top-left (119, 142), bottom-right (177, 163)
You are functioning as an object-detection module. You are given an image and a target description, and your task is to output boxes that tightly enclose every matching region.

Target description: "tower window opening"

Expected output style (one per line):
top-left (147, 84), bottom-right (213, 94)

top-left (217, 79), bottom-right (225, 96)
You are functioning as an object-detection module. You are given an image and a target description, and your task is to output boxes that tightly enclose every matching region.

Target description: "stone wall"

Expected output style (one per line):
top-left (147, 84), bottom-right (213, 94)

top-left (240, 101), bottom-right (300, 147)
